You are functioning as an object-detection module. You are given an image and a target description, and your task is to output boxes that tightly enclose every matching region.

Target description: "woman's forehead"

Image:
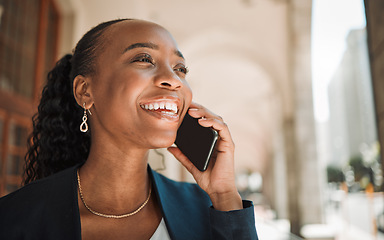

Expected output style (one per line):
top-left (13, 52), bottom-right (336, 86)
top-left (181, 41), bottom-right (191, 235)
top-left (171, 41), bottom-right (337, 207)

top-left (103, 20), bottom-right (179, 50)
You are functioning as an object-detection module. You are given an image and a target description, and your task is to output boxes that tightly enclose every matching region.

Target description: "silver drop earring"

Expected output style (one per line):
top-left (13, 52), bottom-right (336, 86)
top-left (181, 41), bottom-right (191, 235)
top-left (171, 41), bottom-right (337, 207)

top-left (80, 103), bottom-right (92, 133)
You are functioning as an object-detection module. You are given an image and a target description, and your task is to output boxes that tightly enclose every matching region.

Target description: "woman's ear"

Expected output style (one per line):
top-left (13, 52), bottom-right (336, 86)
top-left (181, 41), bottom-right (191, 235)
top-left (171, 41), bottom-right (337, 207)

top-left (73, 75), bottom-right (94, 109)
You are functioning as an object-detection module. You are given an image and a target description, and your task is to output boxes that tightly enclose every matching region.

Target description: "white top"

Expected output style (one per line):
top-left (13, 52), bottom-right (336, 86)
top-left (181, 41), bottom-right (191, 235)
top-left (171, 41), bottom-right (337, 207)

top-left (150, 218), bottom-right (171, 240)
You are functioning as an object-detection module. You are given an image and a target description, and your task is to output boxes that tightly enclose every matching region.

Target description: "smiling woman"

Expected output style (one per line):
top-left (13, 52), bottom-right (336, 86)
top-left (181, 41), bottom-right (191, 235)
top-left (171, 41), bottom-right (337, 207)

top-left (0, 19), bottom-right (258, 240)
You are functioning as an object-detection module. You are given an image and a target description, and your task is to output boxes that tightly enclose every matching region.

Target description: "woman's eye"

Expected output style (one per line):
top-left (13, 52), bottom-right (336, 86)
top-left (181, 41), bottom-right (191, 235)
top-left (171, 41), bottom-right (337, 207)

top-left (175, 66), bottom-right (189, 75)
top-left (132, 54), bottom-right (154, 64)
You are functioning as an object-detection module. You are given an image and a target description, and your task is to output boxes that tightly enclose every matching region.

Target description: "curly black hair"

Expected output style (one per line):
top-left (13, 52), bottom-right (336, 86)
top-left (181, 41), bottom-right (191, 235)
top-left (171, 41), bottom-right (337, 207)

top-left (23, 19), bottom-right (130, 185)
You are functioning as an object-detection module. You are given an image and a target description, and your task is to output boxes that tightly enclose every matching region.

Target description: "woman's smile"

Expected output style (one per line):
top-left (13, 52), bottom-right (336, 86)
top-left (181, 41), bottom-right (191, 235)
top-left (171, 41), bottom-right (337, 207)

top-left (139, 96), bottom-right (182, 122)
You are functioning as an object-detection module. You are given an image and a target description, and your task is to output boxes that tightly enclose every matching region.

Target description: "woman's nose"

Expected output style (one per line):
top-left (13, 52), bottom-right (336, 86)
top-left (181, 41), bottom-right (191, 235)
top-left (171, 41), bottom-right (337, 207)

top-left (154, 66), bottom-right (183, 90)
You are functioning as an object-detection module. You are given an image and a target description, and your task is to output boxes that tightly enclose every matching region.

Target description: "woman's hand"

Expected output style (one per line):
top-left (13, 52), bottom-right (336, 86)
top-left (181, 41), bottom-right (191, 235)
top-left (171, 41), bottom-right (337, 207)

top-left (167, 102), bottom-right (242, 211)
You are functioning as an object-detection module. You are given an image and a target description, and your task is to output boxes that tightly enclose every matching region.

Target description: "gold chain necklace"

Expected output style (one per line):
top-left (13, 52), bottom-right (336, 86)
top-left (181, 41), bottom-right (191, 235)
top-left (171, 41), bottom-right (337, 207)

top-left (76, 169), bottom-right (152, 219)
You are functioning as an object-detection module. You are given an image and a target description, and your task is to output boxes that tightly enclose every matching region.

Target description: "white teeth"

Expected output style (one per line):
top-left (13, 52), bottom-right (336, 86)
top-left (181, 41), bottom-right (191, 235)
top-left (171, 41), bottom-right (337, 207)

top-left (165, 103), bottom-right (178, 113)
top-left (141, 101), bottom-right (178, 114)
top-left (161, 111), bottom-right (177, 117)
top-left (165, 102), bottom-right (172, 111)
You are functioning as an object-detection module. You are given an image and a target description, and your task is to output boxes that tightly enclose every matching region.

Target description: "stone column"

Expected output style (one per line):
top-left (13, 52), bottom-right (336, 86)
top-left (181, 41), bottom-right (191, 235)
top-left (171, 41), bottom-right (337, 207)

top-left (285, 0), bottom-right (323, 234)
top-left (283, 118), bottom-right (301, 234)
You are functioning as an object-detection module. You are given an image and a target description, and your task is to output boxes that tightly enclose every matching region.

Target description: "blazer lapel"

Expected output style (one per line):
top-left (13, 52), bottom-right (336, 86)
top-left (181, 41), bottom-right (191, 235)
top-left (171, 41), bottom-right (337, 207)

top-left (149, 167), bottom-right (212, 240)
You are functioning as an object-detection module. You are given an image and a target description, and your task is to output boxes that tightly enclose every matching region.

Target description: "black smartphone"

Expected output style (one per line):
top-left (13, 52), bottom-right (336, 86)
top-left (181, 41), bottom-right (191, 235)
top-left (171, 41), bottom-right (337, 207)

top-left (175, 113), bottom-right (219, 171)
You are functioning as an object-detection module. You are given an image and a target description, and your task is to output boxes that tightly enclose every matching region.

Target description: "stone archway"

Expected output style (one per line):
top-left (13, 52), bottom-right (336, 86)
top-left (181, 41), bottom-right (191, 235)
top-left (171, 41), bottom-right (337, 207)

top-left (180, 30), bottom-right (283, 174)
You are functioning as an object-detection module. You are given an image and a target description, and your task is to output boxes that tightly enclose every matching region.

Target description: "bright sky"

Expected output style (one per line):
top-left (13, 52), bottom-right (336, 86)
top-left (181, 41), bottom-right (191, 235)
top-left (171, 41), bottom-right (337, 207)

top-left (311, 0), bottom-right (366, 122)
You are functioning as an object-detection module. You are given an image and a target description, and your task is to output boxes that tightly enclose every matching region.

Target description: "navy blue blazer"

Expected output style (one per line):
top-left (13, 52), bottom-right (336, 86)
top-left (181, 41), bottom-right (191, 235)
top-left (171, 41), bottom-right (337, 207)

top-left (0, 165), bottom-right (258, 239)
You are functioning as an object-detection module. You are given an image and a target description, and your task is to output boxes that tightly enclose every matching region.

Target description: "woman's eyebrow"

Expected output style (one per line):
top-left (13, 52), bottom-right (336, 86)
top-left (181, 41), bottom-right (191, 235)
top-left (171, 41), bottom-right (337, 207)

top-left (122, 42), bottom-right (185, 59)
top-left (175, 50), bottom-right (185, 59)
top-left (123, 42), bottom-right (159, 53)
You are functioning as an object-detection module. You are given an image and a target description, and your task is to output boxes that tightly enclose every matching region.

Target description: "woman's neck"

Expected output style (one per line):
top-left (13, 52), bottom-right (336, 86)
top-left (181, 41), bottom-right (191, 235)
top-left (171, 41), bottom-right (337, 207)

top-left (78, 136), bottom-right (151, 214)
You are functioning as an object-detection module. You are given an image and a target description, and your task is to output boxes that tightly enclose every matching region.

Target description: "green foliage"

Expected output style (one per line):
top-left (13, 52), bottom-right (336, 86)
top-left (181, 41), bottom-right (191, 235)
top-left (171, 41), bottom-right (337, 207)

top-left (326, 165), bottom-right (344, 183)
top-left (348, 155), bottom-right (370, 181)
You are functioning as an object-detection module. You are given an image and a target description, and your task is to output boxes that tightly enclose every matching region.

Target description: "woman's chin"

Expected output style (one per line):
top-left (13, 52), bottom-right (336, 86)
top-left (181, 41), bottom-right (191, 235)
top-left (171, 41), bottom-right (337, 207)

top-left (148, 135), bottom-right (176, 149)
top-left (155, 140), bottom-right (175, 149)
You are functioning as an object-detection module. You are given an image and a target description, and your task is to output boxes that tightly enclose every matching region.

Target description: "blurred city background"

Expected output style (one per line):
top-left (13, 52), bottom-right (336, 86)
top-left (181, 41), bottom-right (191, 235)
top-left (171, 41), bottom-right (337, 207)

top-left (0, 0), bottom-right (384, 239)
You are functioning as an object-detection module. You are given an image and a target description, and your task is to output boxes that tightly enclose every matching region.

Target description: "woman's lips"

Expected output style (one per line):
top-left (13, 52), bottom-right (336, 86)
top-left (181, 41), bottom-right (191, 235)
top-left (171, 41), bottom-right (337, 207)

top-left (140, 107), bottom-right (180, 121)
top-left (140, 101), bottom-right (178, 114)
top-left (139, 95), bottom-right (184, 122)
top-left (139, 97), bottom-right (182, 122)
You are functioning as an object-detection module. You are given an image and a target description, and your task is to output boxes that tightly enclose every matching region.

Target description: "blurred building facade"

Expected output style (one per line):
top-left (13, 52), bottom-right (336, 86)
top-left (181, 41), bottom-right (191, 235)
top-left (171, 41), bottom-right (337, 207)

top-left (328, 28), bottom-right (377, 166)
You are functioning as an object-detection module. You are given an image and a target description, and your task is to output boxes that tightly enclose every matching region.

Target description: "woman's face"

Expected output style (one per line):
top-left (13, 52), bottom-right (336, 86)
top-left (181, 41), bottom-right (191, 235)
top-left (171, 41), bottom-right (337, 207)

top-left (89, 20), bottom-right (192, 149)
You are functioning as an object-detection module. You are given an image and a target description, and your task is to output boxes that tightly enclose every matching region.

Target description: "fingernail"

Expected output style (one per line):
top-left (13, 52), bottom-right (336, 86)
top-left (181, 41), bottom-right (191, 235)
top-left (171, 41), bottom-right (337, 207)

top-left (189, 108), bottom-right (199, 111)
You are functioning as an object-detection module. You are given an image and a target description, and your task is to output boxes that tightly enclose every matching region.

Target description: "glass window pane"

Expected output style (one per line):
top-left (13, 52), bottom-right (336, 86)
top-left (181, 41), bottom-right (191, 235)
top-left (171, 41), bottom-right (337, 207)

top-left (8, 123), bottom-right (28, 147)
top-left (0, 0), bottom-right (40, 99)
top-left (0, 118), bottom-right (3, 143)
top-left (6, 154), bottom-right (22, 175)
top-left (14, 125), bottom-right (27, 147)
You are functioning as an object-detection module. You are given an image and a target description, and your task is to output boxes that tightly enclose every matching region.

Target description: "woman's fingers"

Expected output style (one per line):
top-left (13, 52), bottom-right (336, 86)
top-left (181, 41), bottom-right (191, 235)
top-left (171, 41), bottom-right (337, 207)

top-left (188, 101), bottom-right (203, 110)
top-left (187, 102), bottom-right (234, 149)
top-left (188, 102), bottom-right (216, 119)
top-left (173, 102), bottom-right (241, 210)
top-left (198, 118), bottom-right (234, 148)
